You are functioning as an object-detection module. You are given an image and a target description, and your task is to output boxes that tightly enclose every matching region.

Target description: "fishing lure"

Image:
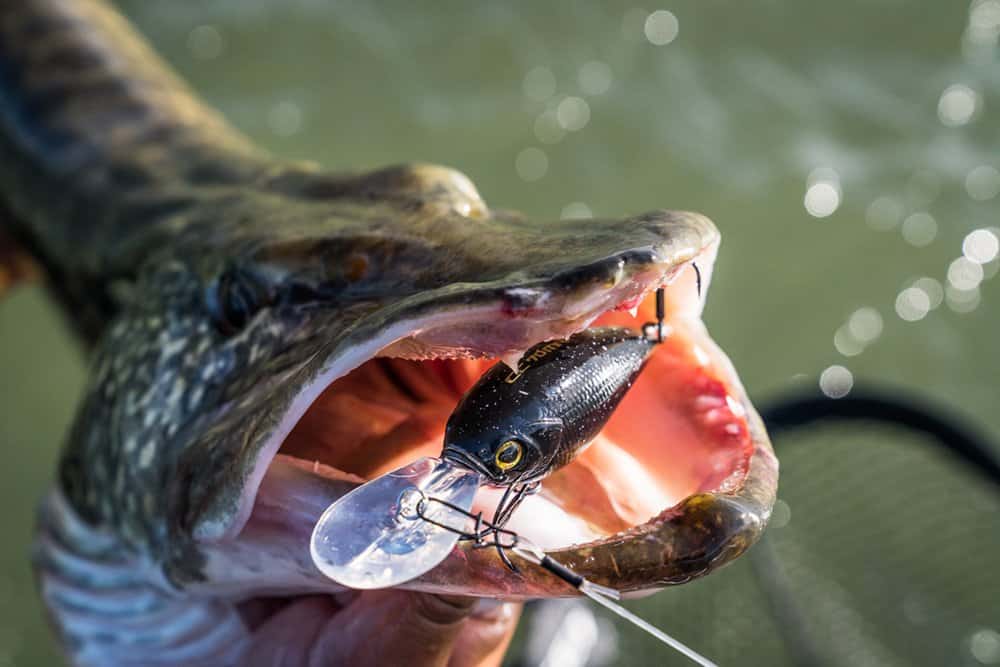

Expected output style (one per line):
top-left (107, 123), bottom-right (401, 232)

top-left (311, 285), bottom-right (718, 666)
top-left (438, 325), bottom-right (656, 568)
top-left (435, 268), bottom-right (699, 552)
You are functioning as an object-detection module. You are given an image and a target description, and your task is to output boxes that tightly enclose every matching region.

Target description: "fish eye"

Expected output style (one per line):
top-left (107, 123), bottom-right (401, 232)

top-left (208, 267), bottom-right (271, 335)
top-left (494, 439), bottom-right (523, 471)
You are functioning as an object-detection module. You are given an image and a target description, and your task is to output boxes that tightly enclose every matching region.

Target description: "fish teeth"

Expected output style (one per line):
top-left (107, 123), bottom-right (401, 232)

top-left (628, 306), bottom-right (639, 318)
top-left (693, 395), bottom-right (726, 411)
top-left (501, 350), bottom-right (525, 370)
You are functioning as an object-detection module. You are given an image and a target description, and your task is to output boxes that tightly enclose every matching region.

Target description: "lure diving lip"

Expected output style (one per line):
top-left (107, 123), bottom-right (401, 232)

top-left (309, 456), bottom-right (480, 590)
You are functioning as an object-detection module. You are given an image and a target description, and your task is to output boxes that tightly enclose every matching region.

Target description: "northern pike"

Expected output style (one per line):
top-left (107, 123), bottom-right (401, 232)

top-left (0, 1), bottom-right (778, 664)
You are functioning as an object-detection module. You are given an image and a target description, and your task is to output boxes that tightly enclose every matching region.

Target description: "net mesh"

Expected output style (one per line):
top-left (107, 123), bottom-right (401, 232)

top-left (510, 416), bottom-right (1000, 666)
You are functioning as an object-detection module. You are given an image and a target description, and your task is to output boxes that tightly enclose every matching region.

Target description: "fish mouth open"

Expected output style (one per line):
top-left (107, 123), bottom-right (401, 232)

top-left (196, 212), bottom-right (777, 600)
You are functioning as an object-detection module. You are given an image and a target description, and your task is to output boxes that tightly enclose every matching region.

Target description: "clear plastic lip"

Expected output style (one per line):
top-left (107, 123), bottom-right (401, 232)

top-left (309, 457), bottom-right (481, 589)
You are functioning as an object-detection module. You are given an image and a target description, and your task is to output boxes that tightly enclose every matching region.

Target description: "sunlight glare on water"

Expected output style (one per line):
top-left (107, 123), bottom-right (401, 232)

top-left (896, 287), bottom-right (932, 322)
top-left (901, 212), bottom-right (938, 247)
top-left (644, 10), bottom-right (680, 46)
top-left (963, 229), bottom-right (1000, 263)
top-left (912, 277), bottom-right (945, 309)
top-left (804, 168), bottom-right (842, 218)
top-left (834, 307), bottom-right (883, 357)
top-left (819, 365), bottom-right (853, 398)
top-left (947, 285), bottom-right (981, 313)
top-left (834, 326), bottom-right (864, 357)
top-left (969, 0), bottom-right (1000, 32)
top-left (848, 307), bottom-right (883, 344)
top-left (965, 166), bottom-right (1000, 201)
top-left (187, 24), bottom-right (224, 60)
top-left (534, 110), bottom-right (566, 145)
top-left (556, 96), bottom-right (591, 132)
top-left (969, 627), bottom-right (1000, 665)
top-left (948, 257), bottom-right (985, 291)
top-left (937, 83), bottom-right (981, 126)
top-left (965, 0), bottom-right (1000, 62)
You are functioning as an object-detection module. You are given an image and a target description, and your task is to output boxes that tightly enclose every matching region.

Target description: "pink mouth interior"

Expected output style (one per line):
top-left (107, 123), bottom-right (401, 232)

top-left (277, 271), bottom-right (754, 550)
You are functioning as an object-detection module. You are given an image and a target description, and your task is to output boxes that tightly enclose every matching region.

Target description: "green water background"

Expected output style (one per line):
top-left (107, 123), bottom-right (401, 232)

top-left (1, 1), bottom-right (998, 665)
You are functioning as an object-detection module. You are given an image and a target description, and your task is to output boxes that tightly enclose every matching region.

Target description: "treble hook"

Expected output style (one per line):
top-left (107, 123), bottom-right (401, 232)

top-left (412, 494), bottom-right (508, 544)
top-left (642, 262), bottom-right (702, 343)
top-left (414, 479), bottom-right (539, 572)
top-left (642, 286), bottom-right (667, 343)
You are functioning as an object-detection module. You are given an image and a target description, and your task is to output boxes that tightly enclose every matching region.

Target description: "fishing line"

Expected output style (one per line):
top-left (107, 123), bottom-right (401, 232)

top-left (412, 490), bottom-right (719, 667)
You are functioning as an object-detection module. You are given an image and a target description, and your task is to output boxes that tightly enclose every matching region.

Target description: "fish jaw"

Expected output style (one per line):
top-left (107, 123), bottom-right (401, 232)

top-left (178, 206), bottom-right (721, 549)
top-left (187, 214), bottom-right (777, 600)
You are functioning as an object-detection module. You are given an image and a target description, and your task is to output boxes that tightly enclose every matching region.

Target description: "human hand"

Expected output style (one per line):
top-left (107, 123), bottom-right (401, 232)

top-left (240, 591), bottom-right (521, 666)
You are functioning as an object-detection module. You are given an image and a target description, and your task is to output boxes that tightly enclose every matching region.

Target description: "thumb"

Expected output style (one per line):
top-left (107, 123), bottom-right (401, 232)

top-left (309, 590), bottom-right (476, 666)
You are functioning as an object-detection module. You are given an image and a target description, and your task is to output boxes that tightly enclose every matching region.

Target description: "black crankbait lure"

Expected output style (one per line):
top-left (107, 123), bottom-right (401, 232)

top-left (436, 278), bottom-right (691, 562)
top-left (443, 328), bottom-right (655, 515)
top-left (444, 327), bottom-right (656, 486)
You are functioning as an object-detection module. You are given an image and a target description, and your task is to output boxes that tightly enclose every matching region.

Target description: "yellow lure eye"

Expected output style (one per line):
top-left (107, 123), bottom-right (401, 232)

top-left (494, 440), bottom-right (523, 471)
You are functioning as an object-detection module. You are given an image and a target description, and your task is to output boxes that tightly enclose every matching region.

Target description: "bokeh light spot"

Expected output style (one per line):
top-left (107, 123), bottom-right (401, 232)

top-left (903, 594), bottom-right (930, 626)
top-left (644, 10), bottom-right (680, 46)
top-left (534, 110), bottom-right (566, 144)
top-left (938, 83), bottom-right (980, 126)
top-left (770, 499), bottom-right (791, 528)
top-left (556, 96), bottom-right (591, 131)
top-left (913, 277), bottom-right (944, 309)
top-left (948, 257), bottom-right (985, 290)
top-left (901, 212), bottom-right (937, 247)
top-left (268, 101), bottom-right (303, 137)
top-left (947, 285), bottom-right (981, 313)
top-left (969, 628), bottom-right (1000, 665)
top-left (820, 365), bottom-right (853, 398)
top-left (188, 25), bottom-right (224, 60)
top-left (834, 326), bottom-right (865, 357)
top-left (803, 167), bottom-right (840, 218)
top-left (515, 147), bottom-right (549, 182)
top-left (804, 168), bottom-right (842, 218)
top-left (804, 182), bottom-right (841, 218)
top-left (848, 307), bottom-right (883, 343)
top-left (896, 287), bottom-right (931, 321)
top-left (971, 0), bottom-right (1000, 31)
top-left (964, 229), bottom-right (1000, 264)
top-left (965, 165), bottom-right (1000, 201)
